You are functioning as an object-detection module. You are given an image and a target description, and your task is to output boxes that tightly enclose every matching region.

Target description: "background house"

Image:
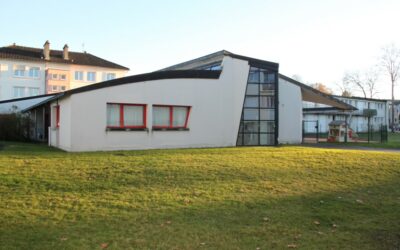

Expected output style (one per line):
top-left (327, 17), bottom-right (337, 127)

top-left (0, 41), bottom-right (129, 101)
top-left (303, 96), bottom-right (389, 133)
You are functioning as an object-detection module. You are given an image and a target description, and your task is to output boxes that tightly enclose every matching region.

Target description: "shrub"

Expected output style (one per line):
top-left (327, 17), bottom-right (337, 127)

top-left (0, 112), bottom-right (31, 141)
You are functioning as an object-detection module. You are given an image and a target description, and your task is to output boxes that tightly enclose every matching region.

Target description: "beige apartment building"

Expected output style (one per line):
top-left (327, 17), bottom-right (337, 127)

top-left (0, 41), bottom-right (129, 101)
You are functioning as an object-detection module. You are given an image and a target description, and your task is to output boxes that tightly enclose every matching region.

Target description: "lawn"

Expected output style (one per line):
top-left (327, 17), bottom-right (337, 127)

top-left (0, 142), bottom-right (399, 249)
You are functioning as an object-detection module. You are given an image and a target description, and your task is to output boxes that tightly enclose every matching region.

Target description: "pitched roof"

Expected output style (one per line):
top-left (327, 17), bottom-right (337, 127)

top-left (0, 44), bottom-right (129, 70)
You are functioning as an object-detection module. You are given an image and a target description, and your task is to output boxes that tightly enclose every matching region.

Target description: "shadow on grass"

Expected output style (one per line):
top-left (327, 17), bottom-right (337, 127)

top-left (1, 177), bottom-right (399, 250)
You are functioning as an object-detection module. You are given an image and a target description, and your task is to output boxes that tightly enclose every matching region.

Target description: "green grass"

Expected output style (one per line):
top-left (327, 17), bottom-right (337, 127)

top-left (1, 142), bottom-right (400, 249)
top-left (348, 132), bottom-right (400, 149)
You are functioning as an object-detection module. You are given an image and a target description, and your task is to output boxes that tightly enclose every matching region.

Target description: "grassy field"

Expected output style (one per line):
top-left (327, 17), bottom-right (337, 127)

top-left (0, 142), bottom-right (400, 249)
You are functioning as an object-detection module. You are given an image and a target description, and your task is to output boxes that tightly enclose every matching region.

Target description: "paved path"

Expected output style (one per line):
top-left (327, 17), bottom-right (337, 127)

top-left (301, 143), bottom-right (400, 153)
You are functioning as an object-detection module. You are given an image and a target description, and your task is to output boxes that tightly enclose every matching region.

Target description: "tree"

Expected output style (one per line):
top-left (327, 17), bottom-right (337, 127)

top-left (310, 83), bottom-right (333, 95)
top-left (342, 69), bottom-right (379, 98)
top-left (380, 43), bottom-right (400, 131)
top-left (335, 80), bottom-right (353, 97)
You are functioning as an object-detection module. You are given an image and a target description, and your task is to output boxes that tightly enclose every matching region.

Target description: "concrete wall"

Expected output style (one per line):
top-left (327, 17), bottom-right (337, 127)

top-left (278, 77), bottom-right (302, 144)
top-left (51, 57), bottom-right (250, 151)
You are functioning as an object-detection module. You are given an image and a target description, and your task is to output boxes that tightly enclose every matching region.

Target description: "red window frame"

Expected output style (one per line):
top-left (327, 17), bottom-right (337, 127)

top-left (152, 105), bottom-right (191, 129)
top-left (106, 103), bottom-right (147, 129)
top-left (55, 105), bottom-right (60, 128)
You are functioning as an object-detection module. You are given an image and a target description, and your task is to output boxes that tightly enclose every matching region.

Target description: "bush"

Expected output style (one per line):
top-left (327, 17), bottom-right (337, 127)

top-left (0, 112), bottom-right (31, 141)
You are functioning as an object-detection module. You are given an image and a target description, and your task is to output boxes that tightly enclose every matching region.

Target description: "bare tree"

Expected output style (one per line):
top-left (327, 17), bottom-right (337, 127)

top-left (342, 69), bottom-right (380, 98)
top-left (381, 43), bottom-right (400, 131)
top-left (335, 80), bottom-right (353, 97)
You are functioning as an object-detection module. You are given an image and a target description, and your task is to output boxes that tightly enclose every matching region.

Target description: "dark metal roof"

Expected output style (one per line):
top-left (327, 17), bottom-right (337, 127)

top-left (161, 50), bottom-right (279, 71)
top-left (23, 70), bottom-right (222, 112)
top-left (0, 93), bottom-right (57, 104)
top-left (279, 74), bottom-right (357, 111)
top-left (0, 44), bottom-right (129, 70)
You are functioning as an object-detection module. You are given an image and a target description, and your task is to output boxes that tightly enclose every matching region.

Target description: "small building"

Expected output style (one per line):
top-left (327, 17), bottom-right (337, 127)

top-left (23, 50), bottom-right (354, 151)
top-left (303, 96), bottom-right (389, 133)
top-left (0, 41), bottom-right (129, 101)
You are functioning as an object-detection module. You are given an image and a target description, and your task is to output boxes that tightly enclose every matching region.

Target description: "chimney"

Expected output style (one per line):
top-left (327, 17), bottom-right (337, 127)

top-left (63, 44), bottom-right (69, 60)
top-left (43, 40), bottom-right (50, 60)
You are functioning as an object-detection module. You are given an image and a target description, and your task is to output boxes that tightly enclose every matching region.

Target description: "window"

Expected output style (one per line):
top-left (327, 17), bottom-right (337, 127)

top-left (51, 73), bottom-right (58, 80)
top-left (28, 67), bottom-right (40, 78)
top-left (87, 72), bottom-right (96, 81)
top-left (152, 105), bottom-right (191, 129)
top-left (54, 105), bottom-right (60, 128)
top-left (28, 87), bottom-right (39, 96)
top-left (13, 65), bottom-right (26, 77)
top-left (74, 71), bottom-right (83, 81)
top-left (60, 86), bottom-right (66, 91)
top-left (52, 85), bottom-right (58, 91)
top-left (106, 73), bottom-right (116, 80)
top-left (60, 74), bottom-right (67, 80)
top-left (106, 103), bottom-right (146, 129)
top-left (13, 87), bottom-right (25, 98)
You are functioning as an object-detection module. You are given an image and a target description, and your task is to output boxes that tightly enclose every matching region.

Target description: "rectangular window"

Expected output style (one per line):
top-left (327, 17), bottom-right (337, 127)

top-left (74, 71), bottom-right (83, 81)
top-left (106, 103), bottom-right (146, 129)
top-left (13, 87), bottom-right (25, 98)
top-left (60, 86), bottom-right (66, 91)
top-left (28, 67), bottom-right (40, 78)
top-left (106, 73), bottom-right (116, 80)
top-left (87, 72), bottom-right (96, 81)
top-left (60, 74), bottom-right (67, 80)
top-left (51, 73), bottom-right (58, 80)
top-left (28, 87), bottom-right (39, 96)
top-left (13, 65), bottom-right (26, 77)
top-left (152, 105), bottom-right (191, 129)
top-left (52, 85), bottom-right (58, 91)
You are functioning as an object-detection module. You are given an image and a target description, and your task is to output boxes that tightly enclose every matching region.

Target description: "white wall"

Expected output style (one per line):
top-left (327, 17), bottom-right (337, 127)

top-left (0, 59), bottom-right (46, 101)
top-left (51, 57), bottom-right (250, 151)
top-left (278, 78), bottom-right (302, 144)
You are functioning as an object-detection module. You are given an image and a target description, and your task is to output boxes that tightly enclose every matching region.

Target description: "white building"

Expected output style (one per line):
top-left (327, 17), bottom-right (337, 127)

top-left (303, 96), bottom-right (389, 133)
top-left (23, 50), bottom-right (353, 151)
top-left (0, 41), bottom-right (129, 101)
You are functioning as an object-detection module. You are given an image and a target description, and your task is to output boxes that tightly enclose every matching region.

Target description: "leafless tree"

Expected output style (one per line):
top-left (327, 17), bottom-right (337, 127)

top-left (335, 80), bottom-right (353, 97)
top-left (380, 43), bottom-right (400, 130)
top-left (342, 69), bottom-right (380, 98)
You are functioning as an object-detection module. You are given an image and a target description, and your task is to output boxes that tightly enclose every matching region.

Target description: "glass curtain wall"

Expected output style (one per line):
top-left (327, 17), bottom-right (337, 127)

top-left (237, 66), bottom-right (277, 146)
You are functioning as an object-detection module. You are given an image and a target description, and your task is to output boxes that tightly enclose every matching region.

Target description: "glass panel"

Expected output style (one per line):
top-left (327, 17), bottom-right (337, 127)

top-left (246, 84), bottom-right (259, 95)
top-left (260, 121), bottom-right (275, 133)
top-left (260, 71), bottom-right (275, 84)
top-left (260, 96), bottom-right (275, 108)
top-left (244, 133), bottom-right (259, 145)
top-left (123, 105), bottom-right (143, 126)
top-left (248, 69), bottom-right (259, 83)
top-left (260, 109), bottom-right (275, 120)
top-left (260, 134), bottom-right (275, 145)
top-left (243, 109), bottom-right (259, 120)
top-left (107, 104), bottom-right (120, 127)
top-left (243, 121), bottom-right (259, 133)
top-left (236, 133), bottom-right (243, 146)
top-left (153, 106), bottom-right (170, 126)
top-left (260, 84), bottom-right (275, 95)
top-left (239, 122), bottom-right (244, 132)
top-left (173, 107), bottom-right (188, 127)
top-left (244, 96), bottom-right (259, 108)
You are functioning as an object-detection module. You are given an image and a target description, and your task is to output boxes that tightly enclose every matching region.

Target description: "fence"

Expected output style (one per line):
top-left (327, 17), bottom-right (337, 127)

top-left (302, 120), bottom-right (388, 144)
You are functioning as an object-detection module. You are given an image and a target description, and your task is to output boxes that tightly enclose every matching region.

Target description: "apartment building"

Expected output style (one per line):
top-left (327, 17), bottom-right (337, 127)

top-left (0, 41), bottom-right (129, 101)
top-left (303, 96), bottom-right (389, 133)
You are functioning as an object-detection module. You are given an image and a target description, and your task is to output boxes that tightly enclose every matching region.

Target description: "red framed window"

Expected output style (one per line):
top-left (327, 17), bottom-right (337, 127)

top-left (106, 103), bottom-right (147, 128)
top-left (152, 105), bottom-right (191, 129)
top-left (55, 105), bottom-right (60, 128)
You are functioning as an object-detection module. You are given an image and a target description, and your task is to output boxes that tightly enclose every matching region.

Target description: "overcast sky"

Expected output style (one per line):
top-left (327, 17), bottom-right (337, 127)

top-left (1, 0), bottom-right (399, 98)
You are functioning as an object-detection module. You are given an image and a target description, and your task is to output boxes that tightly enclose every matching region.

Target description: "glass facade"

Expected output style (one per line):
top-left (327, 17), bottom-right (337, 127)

top-left (237, 66), bottom-right (277, 146)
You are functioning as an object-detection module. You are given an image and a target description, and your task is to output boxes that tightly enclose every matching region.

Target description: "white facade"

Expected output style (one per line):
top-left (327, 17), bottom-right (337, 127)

top-left (303, 96), bottom-right (389, 133)
top-left (0, 59), bottom-right (46, 100)
top-left (44, 56), bottom-right (308, 152)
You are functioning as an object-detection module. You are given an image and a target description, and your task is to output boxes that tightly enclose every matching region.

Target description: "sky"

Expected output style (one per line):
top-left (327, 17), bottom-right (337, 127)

top-left (1, 0), bottom-right (399, 99)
